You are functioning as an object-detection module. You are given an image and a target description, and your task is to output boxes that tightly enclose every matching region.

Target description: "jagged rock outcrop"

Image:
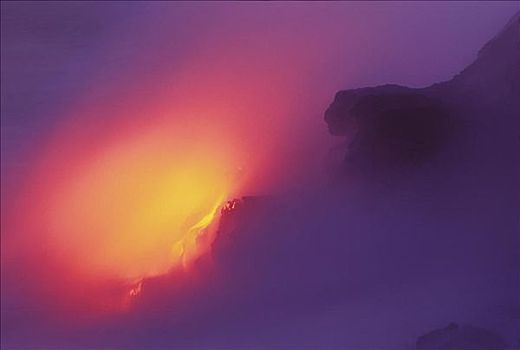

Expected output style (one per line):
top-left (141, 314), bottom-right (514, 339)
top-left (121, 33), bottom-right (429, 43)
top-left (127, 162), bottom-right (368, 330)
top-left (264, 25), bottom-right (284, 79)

top-left (325, 86), bottom-right (452, 173)
top-left (325, 11), bottom-right (519, 178)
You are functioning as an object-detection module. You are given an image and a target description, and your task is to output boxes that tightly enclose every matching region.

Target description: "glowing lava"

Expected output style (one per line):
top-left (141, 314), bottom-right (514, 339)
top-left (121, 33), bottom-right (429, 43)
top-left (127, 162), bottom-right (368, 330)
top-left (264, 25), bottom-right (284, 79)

top-left (24, 123), bottom-right (240, 281)
top-left (129, 280), bottom-right (143, 297)
top-left (171, 197), bottom-right (224, 267)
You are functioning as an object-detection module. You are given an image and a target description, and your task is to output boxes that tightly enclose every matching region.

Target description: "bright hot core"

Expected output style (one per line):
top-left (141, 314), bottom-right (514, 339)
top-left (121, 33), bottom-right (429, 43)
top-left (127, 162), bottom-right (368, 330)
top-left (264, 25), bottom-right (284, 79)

top-left (39, 125), bottom-right (237, 280)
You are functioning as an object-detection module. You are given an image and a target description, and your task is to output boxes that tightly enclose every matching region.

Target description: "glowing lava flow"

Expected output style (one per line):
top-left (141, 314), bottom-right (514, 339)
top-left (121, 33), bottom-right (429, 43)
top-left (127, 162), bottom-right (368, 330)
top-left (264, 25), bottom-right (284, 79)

top-left (20, 122), bottom-right (242, 285)
top-left (129, 280), bottom-right (143, 297)
top-left (171, 196), bottom-right (225, 268)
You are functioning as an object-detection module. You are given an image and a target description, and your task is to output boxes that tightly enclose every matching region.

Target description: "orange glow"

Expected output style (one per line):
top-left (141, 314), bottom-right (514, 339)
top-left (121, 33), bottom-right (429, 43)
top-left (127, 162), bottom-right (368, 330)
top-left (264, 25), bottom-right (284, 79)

top-left (3, 15), bottom-right (334, 313)
top-left (171, 196), bottom-right (224, 267)
top-left (129, 280), bottom-right (143, 297)
top-left (36, 124), bottom-right (238, 280)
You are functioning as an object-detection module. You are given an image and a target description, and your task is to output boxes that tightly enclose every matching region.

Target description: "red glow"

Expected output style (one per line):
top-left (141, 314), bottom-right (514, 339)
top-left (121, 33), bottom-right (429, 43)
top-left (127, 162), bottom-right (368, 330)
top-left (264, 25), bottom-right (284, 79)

top-left (26, 121), bottom-right (238, 279)
top-left (3, 13), bottom-right (337, 314)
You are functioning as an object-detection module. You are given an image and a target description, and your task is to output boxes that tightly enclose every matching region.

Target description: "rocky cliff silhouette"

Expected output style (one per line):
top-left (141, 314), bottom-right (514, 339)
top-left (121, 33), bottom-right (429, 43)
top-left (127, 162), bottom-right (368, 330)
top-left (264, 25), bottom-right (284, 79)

top-left (114, 12), bottom-right (520, 350)
top-left (325, 11), bottom-right (519, 181)
top-left (208, 11), bottom-right (520, 348)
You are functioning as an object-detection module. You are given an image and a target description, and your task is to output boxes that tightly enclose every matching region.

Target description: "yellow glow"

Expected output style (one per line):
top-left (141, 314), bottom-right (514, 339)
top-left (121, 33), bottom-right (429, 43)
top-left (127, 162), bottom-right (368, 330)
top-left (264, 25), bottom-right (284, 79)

top-left (171, 197), bottom-right (224, 267)
top-left (44, 127), bottom-right (235, 280)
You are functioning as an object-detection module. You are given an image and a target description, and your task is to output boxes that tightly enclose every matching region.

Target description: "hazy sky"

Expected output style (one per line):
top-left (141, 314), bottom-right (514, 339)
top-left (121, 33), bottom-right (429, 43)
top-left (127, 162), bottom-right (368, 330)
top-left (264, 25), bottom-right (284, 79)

top-left (1, 1), bottom-right (518, 195)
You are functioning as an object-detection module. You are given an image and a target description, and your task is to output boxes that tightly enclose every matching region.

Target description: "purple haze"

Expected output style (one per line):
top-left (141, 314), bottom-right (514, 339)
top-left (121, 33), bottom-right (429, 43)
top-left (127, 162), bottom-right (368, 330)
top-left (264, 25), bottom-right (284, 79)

top-left (1, 2), bottom-right (519, 350)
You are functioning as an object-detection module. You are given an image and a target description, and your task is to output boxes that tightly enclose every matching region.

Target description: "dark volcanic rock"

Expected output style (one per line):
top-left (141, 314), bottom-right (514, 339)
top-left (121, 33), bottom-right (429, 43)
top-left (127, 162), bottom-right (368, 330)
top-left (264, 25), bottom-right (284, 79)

top-left (450, 11), bottom-right (520, 102)
top-left (325, 11), bottom-right (520, 179)
top-left (416, 323), bottom-right (506, 350)
top-left (326, 87), bottom-right (452, 172)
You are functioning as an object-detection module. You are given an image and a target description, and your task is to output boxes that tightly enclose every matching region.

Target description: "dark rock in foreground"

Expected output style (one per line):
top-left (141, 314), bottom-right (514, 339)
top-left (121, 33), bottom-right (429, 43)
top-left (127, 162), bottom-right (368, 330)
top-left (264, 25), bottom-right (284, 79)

top-left (416, 323), bottom-right (507, 350)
